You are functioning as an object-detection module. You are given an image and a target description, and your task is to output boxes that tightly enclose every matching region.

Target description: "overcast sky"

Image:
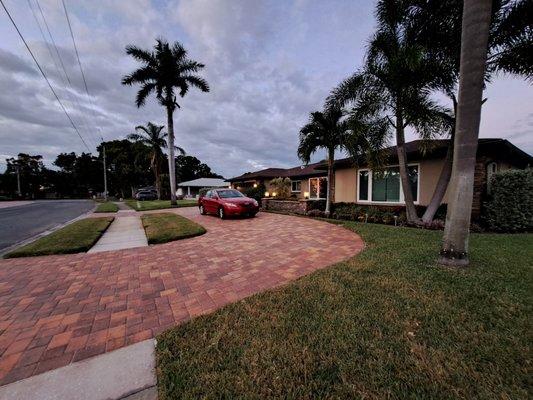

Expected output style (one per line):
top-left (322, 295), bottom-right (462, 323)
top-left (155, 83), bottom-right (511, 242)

top-left (0, 0), bottom-right (531, 178)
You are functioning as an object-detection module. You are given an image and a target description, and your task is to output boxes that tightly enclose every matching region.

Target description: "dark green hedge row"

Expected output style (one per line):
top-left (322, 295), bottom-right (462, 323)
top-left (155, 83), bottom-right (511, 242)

top-left (484, 169), bottom-right (533, 232)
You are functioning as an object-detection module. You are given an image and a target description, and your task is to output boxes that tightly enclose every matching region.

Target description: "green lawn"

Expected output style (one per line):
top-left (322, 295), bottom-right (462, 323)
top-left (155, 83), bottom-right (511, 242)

top-left (94, 201), bottom-right (118, 213)
top-left (125, 199), bottom-right (197, 211)
top-left (141, 212), bottom-right (206, 244)
top-left (156, 221), bottom-right (532, 399)
top-left (4, 217), bottom-right (113, 258)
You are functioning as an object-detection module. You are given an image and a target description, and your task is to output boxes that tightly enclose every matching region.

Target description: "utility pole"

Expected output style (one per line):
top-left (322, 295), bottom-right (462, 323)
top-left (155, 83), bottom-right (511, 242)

top-left (15, 164), bottom-right (21, 197)
top-left (103, 143), bottom-right (108, 201)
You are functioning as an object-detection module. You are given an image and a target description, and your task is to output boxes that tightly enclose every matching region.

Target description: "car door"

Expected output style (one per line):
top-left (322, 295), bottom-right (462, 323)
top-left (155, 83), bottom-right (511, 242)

top-left (210, 191), bottom-right (220, 212)
top-left (203, 190), bottom-right (213, 212)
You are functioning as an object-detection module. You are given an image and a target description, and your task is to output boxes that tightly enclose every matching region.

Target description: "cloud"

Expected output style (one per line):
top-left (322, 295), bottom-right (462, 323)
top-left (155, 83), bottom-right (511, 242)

top-left (0, 0), bottom-right (531, 177)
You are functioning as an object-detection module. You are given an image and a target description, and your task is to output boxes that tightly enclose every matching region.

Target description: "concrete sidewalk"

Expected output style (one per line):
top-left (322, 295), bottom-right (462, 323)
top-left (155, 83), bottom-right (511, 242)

top-left (0, 340), bottom-right (156, 400)
top-left (88, 215), bottom-right (148, 253)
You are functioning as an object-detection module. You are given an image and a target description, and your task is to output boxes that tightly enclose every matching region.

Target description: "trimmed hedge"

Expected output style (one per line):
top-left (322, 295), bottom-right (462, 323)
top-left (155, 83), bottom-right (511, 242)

top-left (484, 169), bottom-right (533, 232)
top-left (329, 203), bottom-right (447, 229)
top-left (241, 183), bottom-right (266, 203)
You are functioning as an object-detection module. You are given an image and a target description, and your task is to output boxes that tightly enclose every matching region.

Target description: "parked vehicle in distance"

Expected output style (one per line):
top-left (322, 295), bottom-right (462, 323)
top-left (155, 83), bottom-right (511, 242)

top-left (135, 189), bottom-right (158, 201)
top-left (198, 189), bottom-right (259, 219)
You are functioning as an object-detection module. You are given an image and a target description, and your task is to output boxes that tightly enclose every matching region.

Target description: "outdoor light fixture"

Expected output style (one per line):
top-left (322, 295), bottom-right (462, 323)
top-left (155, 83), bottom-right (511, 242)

top-left (272, 192), bottom-right (277, 197)
top-left (264, 191), bottom-right (270, 197)
top-left (253, 183), bottom-right (258, 188)
top-left (304, 191), bottom-right (310, 199)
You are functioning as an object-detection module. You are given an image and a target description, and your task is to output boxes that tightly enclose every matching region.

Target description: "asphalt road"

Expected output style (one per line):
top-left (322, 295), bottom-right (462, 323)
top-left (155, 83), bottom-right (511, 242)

top-left (0, 200), bottom-right (95, 253)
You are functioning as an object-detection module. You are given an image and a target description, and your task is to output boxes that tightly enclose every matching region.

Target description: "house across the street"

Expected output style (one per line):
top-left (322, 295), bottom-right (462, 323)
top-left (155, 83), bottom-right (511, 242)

top-left (177, 178), bottom-right (228, 198)
top-left (228, 138), bottom-right (532, 217)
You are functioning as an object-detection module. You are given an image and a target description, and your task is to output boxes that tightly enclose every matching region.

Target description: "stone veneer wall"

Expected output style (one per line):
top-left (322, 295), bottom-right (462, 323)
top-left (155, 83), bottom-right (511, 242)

top-left (261, 199), bottom-right (310, 215)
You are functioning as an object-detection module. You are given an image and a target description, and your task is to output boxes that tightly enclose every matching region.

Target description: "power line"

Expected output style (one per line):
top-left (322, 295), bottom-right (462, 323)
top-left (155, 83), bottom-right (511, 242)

top-left (33, 0), bottom-right (98, 149)
top-left (61, 0), bottom-right (104, 143)
top-left (0, 0), bottom-right (90, 151)
top-left (26, 0), bottom-right (95, 149)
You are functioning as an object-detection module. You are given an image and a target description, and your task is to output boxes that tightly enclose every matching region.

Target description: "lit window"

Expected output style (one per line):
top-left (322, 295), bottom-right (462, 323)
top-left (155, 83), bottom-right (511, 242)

top-left (291, 180), bottom-right (301, 192)
top-left (309, 177), bottom-right (327, 199)
top-left (358, 166), bottom-right (418, 203)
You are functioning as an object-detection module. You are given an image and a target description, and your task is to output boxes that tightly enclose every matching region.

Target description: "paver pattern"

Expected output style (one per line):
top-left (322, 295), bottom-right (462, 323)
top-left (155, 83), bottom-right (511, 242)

top-left (0, 209), bottom-right (363, 386)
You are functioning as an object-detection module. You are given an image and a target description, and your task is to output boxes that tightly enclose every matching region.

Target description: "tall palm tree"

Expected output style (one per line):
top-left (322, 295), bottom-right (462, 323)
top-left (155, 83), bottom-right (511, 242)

top-left (410, 0), bottom-right (532, 223)
top-left (439, 0), bottom-right (493, 266)
top-left (127, 122), bottom-right (184, 200)
top-left (328, 0), bottom-right (451, 223)
top-left (122, 38), bottom-right (209, 205)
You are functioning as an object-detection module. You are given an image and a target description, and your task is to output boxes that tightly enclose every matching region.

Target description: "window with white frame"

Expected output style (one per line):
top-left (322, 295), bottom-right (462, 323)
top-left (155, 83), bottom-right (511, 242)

top-left (309, 177), bottom-right (327, 199)
top-left (291, 180), bottom-right (301, 192)
top-left (358, 165), bottom-right (418, 203)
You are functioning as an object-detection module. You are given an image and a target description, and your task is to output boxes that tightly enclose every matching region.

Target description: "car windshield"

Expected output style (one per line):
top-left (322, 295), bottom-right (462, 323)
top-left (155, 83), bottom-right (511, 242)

top-left (217, 189), bottom-right (244, 198)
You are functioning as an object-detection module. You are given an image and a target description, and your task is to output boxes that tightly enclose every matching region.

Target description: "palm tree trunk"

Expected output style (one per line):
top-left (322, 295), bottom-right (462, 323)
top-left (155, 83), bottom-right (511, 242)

top-left (152, 155), bottom-right (162, 201)
top-left (439, 0), bottom-right (492, 267)
top-left (325, 148), bottom-right (335, 215)
top-left (166, 105), bottom-right (177, 205)
top-left (421, 133), bottom-right (454, 224)
top-left (395, 107), bottom-right (418, 223)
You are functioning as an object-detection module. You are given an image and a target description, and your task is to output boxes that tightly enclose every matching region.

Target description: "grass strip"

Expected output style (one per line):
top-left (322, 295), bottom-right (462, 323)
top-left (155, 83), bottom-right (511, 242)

top-left (156, 221), bottom-right (532, 399)
top-left (124, 199), bottom-right (197, 211)
top-left (94, 201), bottom-right (118, 213)
top-left (141, 212), bottom-right (206, 244)
top-left (4, 217), bottom-right (113, 258)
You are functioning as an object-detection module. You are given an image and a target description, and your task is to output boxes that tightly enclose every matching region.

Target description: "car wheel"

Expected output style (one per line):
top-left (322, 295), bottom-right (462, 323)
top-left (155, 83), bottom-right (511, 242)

top-left (199, 205), bottom-right (206, 215)
top-left (249, 213), bottom-right (257, 218)
top-left (218, 207), bottom-right (225, 219)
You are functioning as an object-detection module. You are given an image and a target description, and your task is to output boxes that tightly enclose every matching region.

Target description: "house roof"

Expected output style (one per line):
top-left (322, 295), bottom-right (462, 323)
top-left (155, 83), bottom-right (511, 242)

top-left (316, 138), bottom-right (532, 170)
top-left (177, 178), bottom-right (228, 188)
top-left (227, 161), bottom-right (326, 182)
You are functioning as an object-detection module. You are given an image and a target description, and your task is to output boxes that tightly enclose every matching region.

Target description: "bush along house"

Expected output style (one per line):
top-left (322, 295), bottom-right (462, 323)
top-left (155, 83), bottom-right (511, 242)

top-left (228, 139), bottom-right (531, 221)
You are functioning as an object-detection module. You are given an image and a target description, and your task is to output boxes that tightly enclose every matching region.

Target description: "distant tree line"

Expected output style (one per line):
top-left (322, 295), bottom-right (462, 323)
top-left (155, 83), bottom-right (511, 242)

top-left (0, 140), bottom-right (222, 200)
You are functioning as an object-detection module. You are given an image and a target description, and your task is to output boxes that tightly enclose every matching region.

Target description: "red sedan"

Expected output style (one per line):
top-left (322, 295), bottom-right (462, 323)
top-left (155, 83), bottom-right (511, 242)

top-left (198, 189), bottom-right (259, 219)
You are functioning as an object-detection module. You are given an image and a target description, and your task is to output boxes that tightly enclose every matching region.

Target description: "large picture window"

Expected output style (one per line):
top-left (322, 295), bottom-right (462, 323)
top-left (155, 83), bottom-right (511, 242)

top-left (309, 177), bottom-right (327, 199)
top-left (358, 165), bottom-right (418, 203)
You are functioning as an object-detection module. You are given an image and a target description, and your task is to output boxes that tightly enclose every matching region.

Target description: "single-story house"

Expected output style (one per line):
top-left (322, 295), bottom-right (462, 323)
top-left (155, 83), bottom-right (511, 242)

top-left (177, 178), bottom-right (228, 198)
top-left (320, 138), bottom-right (532, 217)
top-left (227, 161), bottom-right (327, 200)
top-left (228, 138), bottom-right (531, 217)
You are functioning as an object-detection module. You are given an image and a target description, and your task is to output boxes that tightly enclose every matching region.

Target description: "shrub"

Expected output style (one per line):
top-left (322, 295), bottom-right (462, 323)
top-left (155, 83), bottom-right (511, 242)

top-left (307, 209), bottom-right (325, 218)
top-left (484, 169), bottom-right (533, 232)
top-left (307, 199), bottom-right (326, 211)
top-left (269, 177), bottom-right (291, 199)
top-left (241, 183), bottom-right (266, 203)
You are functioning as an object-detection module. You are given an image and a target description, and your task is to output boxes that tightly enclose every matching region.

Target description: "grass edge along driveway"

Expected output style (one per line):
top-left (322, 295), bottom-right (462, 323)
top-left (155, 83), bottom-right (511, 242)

top-left (94, 201), bottom-right (118, 213)
top-left (156, 221), bottom-right (532, 399)
top-left (125, 199), bottom-right (197, 211)
top-left (141, 212), bottom-right (206, 244)
top-left (4, 217), bottom-right (114, 258)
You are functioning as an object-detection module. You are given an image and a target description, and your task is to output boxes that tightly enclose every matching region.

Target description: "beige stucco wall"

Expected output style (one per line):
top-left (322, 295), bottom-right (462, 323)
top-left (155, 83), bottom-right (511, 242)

top-left (334, 168), bottom-right (357, 202)
top-left (333, 158), bottom-right (449, 206)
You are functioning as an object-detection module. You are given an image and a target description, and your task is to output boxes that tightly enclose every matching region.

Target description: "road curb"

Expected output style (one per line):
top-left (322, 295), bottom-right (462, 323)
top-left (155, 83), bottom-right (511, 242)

top-left (0, 203), bottom-right (97, 257)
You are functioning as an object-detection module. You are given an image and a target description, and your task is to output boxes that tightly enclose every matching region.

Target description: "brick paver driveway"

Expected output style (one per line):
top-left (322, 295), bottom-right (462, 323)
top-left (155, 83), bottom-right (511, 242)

top-left (0, 209), bottom-right (363, 386)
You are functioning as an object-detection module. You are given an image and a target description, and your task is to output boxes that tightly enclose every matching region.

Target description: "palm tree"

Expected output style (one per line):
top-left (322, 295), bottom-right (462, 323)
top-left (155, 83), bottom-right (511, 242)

top-left (298, 108), bottom-right (347, 215)
top-left (298, 104), bottom-right (389, 215)
top-left (410, 0), bottom-right (532, 223)
top-left (328, 0), bottom-right (451, 223)
top-left (122, 38), bottom-right (209, 205)
top-left (127, 122), bottom-right (184, 200)
top-left (439, 0), bottom-right (493, 267)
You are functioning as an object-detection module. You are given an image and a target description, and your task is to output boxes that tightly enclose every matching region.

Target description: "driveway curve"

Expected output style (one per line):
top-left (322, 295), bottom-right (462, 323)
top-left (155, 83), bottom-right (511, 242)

top-left (0, 208), bottom-right (363, 385)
